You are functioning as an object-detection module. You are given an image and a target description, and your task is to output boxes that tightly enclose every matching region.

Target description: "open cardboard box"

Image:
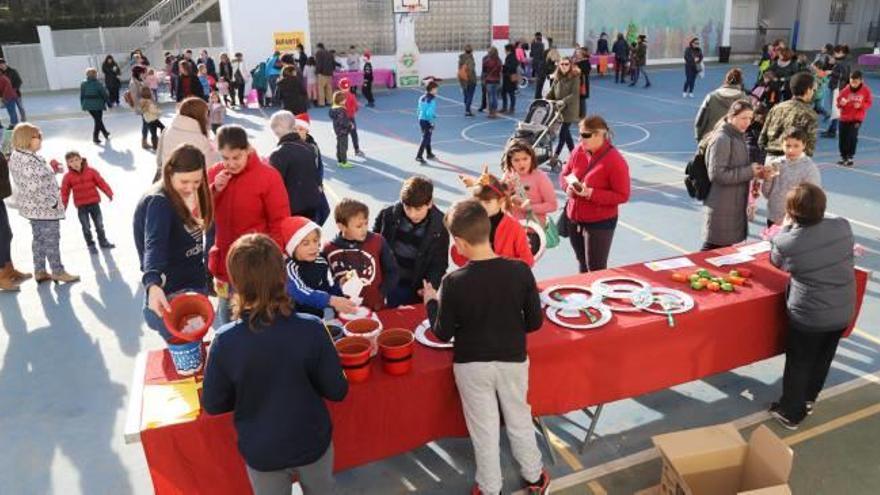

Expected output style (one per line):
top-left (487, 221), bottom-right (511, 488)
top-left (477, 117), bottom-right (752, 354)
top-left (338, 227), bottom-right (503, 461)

top-left (652, 423), bottom-right (793, 495)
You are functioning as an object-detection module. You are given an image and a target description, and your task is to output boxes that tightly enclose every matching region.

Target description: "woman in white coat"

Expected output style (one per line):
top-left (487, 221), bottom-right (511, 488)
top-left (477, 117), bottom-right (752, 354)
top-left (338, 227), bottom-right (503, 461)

top-left (154, 96), bottom-right (220, 182)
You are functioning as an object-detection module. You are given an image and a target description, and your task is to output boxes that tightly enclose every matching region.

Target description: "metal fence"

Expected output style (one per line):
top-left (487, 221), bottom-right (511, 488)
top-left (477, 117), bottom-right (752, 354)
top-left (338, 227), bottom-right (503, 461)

top-left (414, 0), bottom-right (491, 53)
top-left (0, 44), bottom-right (49, 92)
top-left (729, 28), bottom-right (792, 55)
top-left (50, 22), bottom-right (222, 57)
top-left (510, 0), bottom-right (578, 47)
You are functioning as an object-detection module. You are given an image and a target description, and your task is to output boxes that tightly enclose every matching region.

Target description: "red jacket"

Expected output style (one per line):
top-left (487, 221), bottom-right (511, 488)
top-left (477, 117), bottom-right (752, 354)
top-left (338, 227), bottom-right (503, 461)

top-left (208, 152), bottom-right (291, 283)
top-left (0, 74), bottom-right (16, 101)
top-left (344, 92), bottom-right (359, 119)
top-left (838, 83), bottom-right (873, 123)
top-left (451, 213), bottom-right (534, 267)
top-left (559, 141), bottom-right (630, 224)
top-left (60, 161), bottom-right (113, 208)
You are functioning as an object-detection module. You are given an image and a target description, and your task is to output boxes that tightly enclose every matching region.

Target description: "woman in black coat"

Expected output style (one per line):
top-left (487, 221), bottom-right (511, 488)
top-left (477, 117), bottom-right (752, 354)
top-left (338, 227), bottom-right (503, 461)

top-left (683, 37), bottom-right (704, 98)
top-left (268, 111), bottom-right (329, 225)
top-left (575, 47), bottom-right (591, 118)
top-left (501, 43), bottom-right (519, 114)
top-left (101, 55), bottom-right (122, 107)
top-left (276, 65), bottom-right (309, 115)
top-left (217, 53), bottom-right (235, 105)
top-left (175, 61), bottom-right (206, 102)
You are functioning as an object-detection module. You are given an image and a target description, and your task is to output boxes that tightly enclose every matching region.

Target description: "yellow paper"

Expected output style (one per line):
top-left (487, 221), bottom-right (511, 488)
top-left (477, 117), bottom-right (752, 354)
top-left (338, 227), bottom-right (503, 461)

top-left (142, 378), bottom-right (202, 429)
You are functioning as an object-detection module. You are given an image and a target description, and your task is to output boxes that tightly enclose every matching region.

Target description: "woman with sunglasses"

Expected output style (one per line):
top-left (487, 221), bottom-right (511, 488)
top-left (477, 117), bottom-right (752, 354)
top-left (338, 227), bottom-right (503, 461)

top-left (545, 57), bottom-right (581, 167)
top-left (702, 99), bottom-right (763, 250)
top-left (559, 116), bottom-right (631, 272)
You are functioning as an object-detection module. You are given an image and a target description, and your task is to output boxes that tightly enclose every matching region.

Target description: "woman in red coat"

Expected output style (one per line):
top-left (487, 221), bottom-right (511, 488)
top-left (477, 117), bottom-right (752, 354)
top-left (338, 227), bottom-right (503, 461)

top-left (559, 115), bottom-right (631, 272)
top-left (452, 170), bottom-right (534, 267)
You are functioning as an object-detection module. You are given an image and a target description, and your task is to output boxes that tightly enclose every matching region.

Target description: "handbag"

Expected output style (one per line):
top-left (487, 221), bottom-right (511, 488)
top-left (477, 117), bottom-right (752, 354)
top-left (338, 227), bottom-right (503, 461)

top-left (511, 72), bottom-right (521, 83)
top-left (457, 64), bottom-right (468, 82)
top-left (543, 213), bottom-right (561, 248)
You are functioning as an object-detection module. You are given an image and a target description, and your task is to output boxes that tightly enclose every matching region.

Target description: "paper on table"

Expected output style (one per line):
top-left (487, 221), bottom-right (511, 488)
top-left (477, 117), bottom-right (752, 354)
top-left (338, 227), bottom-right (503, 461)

top-left (705, 252), bottom-right (755, 267)
top-left (738, 241), bottom-right (772, 256)
top-left (141, 378), bottom-right (202, 430)
top-left (644, 257), bottom-right (695, 272)
top-left (341, 274), bottom-right (364, 306)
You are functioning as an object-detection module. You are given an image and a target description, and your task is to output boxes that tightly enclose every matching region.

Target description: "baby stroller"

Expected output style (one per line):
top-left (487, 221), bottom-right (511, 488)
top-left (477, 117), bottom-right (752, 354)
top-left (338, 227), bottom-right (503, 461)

top-left (507, 99), bottom-right (564, 172)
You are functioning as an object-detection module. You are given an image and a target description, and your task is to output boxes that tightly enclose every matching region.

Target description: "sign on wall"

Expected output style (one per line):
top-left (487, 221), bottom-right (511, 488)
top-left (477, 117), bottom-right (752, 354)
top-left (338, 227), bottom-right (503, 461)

top-left (273, 31), bottom-right (306, 52)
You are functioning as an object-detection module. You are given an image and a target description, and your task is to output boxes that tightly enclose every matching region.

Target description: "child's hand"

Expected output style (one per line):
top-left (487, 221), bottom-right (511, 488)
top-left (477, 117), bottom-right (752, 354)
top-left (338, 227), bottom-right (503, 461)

top-left (330, 296), bottom-right (358, 315)
top-left (421, 280), bottom-right (438, 303)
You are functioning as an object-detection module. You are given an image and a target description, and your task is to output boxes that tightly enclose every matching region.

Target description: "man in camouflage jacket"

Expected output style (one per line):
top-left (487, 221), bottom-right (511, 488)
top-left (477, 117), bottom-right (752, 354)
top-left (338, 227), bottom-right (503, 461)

top-left (759, 72), bottom-right (818, 158)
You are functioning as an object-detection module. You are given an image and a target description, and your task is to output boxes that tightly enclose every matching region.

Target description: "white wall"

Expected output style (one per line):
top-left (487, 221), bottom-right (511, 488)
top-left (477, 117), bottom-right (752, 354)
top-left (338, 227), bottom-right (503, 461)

top-left (219, 0), bottom-right (311, 64)
top-left (761, 0), bottom-right (877, 51)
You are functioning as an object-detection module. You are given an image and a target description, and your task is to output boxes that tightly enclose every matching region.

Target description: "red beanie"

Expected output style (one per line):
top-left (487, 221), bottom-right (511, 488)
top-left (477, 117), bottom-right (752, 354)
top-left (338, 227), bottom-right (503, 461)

top-left (338, 78), bottom-right (350, 90)
top-left (280, 216), bottom-right (321, 257)
top-left (294, 113), bottom-right (311, 131)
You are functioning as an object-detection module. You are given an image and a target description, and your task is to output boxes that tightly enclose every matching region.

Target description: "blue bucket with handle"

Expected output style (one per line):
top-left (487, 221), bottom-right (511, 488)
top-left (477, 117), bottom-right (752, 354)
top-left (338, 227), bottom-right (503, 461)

top-left (167, 340), bottom-right (204, 376)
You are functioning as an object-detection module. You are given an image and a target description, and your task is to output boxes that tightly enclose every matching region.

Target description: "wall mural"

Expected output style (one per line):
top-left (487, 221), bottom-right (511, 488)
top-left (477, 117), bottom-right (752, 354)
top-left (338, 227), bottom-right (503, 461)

top-left (584, 0), bottom-right (726, 60)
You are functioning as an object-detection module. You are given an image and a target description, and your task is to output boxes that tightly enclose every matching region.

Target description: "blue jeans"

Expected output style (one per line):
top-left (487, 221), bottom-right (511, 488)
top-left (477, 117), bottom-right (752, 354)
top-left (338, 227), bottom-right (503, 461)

top-left (683, 66), bottom-right (698, 93)
top-left (4, 99), bottom-right (19, 127)
top-left (555, 122), bottom-right (575, 155)
top-left (462, 82), bottom-right (476, 113)
top-left (0, 201), bottom-right (11, 266)
top-left (487, 83), bottom-right (499, 111)
top-left (77, 203), bottom-right (108, 246)
top-left (216, 291), bottom-right (234, 326)
top-left (417, 119), bottom-right (434, 158)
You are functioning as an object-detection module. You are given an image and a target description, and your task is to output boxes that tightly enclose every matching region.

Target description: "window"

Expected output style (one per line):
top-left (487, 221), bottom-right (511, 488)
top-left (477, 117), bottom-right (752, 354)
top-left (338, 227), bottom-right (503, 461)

top-left (829, 0), bottom-right (850, 23)
top-left (414, 0), bottom-right (491, 52)
top-left (509, 0), bottom-right (578, 47)
top-left (308, 0), bottom-right (396, 55)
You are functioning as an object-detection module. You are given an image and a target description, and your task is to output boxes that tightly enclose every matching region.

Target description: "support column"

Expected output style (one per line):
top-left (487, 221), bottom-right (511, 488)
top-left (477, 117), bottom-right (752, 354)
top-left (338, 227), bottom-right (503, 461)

top-left (491, 0), bottom-right (510, 50)
top-left (722, 0), bottom-right (733, 46)
top-left (36, 25), bottom-right (59, 91)
top-left (576, 0), bottom-right (587, 46)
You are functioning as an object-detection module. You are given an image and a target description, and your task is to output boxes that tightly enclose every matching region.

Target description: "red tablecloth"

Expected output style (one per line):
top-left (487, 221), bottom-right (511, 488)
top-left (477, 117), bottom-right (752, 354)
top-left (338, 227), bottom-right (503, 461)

top-left (857, 54), bottom-right (880, 67)
top-left (137, 250), bottom-right (868, 495)
top-left (590, 54), bottom-right (615, 69)
top-left (332, 69), bottom-right (396, 90)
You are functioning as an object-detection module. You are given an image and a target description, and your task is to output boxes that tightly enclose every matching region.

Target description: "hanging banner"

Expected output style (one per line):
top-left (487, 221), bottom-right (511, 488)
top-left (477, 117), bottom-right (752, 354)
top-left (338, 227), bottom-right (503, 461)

top-left (273, 31), bottom-right (305, 52)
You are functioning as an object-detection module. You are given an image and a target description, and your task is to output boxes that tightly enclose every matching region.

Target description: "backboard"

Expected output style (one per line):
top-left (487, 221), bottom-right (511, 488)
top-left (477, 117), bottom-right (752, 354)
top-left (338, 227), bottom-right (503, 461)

top-left (393, 0), bottom-right (429, 14)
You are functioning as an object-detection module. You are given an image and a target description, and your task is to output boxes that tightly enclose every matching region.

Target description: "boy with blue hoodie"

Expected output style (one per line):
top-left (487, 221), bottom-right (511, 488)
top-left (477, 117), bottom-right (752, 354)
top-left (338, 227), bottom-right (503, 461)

top-left (416, 81), bottom-right (439, 164)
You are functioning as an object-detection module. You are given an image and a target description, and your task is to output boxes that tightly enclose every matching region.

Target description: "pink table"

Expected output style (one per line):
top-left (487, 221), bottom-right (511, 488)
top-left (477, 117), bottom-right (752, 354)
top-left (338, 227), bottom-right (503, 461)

top-left (857, 54), bottom-right (880, 67)
top-left (333, 69), bottom-right (396, 89)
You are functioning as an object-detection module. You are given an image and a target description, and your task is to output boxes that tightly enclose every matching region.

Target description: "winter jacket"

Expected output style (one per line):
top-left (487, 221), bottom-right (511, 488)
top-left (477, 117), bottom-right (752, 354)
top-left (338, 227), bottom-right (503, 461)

top-left (141, 99), bottom-right (162, 123)
top-left (232, 58), bottom-right (250, 85)
top-left (770, 217), bottom-right (856, 333)
top-left (128, 78), bottom-right (146, 112)
top-left (612, 38), bottom-right (629, 61)
top-left (133, 185), bottom-right (206, 293)
top-left (329, 105), bottom-right (351, 136)
top-left (80, 77), bottom-right (108, 112)
top-left (202, 311), bottom-right (348, 472)
top-left (458, 52), bottom-right (477, 85)
top-left (155, 114), bottom-right (220, 178)
top-left (0, 67), bottom-right (22, 92)
top-left (482, 55), bottom-right (502, 84)
top-left (0, 74), bottom-right (18, 102)
top-left (417, 94), bottom-right (437, 123)
top-left (322, 232), bottom-right (399, 311)
top-left (285, 256), bottom-right (341, 318)
top-left (344, 91), bottom-right (359, 119)
top-left (314, 48), bottom-right (336, 77)
top-left (372, 202), bottom-right (449, 290)
top-left (502, 52), bottom-right (519, 90)
top-left (546, 71), bottom-right (582, 123)
top-left (838, 83), bottom-right (873, 123)
top-left (60, 161), bottom-right (113, 208)
top-left (761, 154), bottom-right (821, 224)
top-left (759, 98), bottom-right (818, 156)
top-left (268, 132), bottom-right (328, 224)
top-left (829, 56), bottom-right (851, 91)
top-left (277, 75), bottom-right (309, 114)
top-left (450, 213), bottom-right (534, 267)
top-left (199, 56), bottom-right (217, 78)
top-left (0, 153), bottom-right (10, 200)
top-left (208, 152), bottom-right (291, 283)
top-left (175, 74), bottom-right (206, 102)
top-left (576, 59), bottom-right (591, 99)
top-left (635, 42), bottom-right (648, 66)
top-left (703, 122), bottom-right (752, 246)
top-left (102, 61), bottom-right (121, 88)
top-left (503, 169), bottom-right (558, 225)
top-left (250, 63), bottom-right (268, 92)
top-left (530, 40), bottom-right (546, 67)
top-left (218, 60), bottom-right (233, 84)
top-left (265, 55), bottom-right (282, 78)
top-left (7, 150), bottom-right (64, 220)
top-left (597, 38), bottom-right (610, 55)
top-left (684, 46), bottom-right (703, 70)
top-left (771, 59), bottom-right (799, 84)
top-left (694, 85), bottom-right (748, 141)
top-left (560, 141), bottom-right (630, 225)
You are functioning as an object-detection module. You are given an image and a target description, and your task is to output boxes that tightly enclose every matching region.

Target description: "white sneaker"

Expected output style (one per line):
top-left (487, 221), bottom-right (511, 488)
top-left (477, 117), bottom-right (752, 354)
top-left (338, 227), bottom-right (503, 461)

top-left (683, 92), bottom-right (688, 98)
top-left (688, 93), bottom-right (695, 98)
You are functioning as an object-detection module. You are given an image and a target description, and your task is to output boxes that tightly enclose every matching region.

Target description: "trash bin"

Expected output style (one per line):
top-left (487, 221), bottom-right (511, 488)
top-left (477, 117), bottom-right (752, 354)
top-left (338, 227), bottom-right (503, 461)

top-left (719, 46), bottom-right (732, 63)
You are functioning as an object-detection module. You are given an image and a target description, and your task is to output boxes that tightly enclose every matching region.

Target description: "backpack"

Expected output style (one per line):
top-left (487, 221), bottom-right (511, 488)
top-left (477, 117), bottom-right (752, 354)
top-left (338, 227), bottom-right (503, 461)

top-left (123, 90), bottom-right (134, 108)
top-left (684, 147), bottom-right (711, 200)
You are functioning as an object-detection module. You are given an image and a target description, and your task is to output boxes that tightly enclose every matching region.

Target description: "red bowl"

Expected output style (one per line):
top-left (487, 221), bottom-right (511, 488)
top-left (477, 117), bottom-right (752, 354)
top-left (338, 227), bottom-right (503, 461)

top-left (162, 292), bottom-right (215, 343)
top-left (336, 336), bottom-right (372, 383)
top-left (377, 328), bottom-right (414, 376)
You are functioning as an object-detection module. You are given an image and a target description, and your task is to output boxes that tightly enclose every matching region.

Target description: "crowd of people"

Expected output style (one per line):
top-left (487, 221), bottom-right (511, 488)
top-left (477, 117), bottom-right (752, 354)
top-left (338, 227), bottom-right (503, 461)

top-left (0, 31), bottom-right (868, 495)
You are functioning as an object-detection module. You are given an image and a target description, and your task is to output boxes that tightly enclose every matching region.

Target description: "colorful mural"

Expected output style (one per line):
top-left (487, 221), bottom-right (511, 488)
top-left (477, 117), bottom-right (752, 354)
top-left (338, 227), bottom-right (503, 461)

top-left (584, 0), bottom-right (726, 60)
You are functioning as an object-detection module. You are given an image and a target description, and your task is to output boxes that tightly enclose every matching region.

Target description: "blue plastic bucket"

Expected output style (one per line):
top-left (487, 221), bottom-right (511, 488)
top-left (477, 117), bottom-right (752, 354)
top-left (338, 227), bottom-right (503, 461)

top-left (167, 340), bottom-right (204, 376)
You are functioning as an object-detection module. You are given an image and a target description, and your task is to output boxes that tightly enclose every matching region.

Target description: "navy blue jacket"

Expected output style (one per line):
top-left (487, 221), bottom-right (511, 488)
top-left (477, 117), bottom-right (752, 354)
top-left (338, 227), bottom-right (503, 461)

top-left (203, 312), bottom-right (348, 471)
top-left (133, 186), bottom-right (206, 293)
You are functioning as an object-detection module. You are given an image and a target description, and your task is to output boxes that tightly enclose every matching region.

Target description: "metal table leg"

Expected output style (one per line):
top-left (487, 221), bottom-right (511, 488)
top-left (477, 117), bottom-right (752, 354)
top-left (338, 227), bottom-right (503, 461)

top-left (533, 416), bottom-right (559, 465)
top-left (578, 404), bottom-right (604, 454)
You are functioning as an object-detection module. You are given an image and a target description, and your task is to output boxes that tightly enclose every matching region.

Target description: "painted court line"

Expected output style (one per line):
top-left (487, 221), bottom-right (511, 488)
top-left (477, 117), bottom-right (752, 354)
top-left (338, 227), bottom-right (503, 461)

top-left (543, 368), bottom-right (880, 492)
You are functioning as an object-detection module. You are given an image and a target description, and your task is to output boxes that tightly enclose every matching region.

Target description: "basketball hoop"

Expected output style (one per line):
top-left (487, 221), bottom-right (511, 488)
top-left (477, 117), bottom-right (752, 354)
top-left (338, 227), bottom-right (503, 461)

top-left (393, 0), bottom-right (429, 15)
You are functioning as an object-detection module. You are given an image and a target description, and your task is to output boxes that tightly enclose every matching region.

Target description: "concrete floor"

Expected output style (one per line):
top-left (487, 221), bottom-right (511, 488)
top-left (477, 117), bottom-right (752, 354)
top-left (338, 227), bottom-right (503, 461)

top-left (0, 63), bottom-right (878, 494)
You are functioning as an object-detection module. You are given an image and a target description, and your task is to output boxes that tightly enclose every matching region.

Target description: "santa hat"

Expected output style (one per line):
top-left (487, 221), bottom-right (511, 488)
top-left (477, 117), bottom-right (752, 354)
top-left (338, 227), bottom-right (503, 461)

top-left (280, 216), bottom-right (321, 257)
top-left (363, 49), bottom-right (372, 60)
top-left (338, 78), bottom-right (351, 90)
top-left (294, 113), bottom-right (311, 131)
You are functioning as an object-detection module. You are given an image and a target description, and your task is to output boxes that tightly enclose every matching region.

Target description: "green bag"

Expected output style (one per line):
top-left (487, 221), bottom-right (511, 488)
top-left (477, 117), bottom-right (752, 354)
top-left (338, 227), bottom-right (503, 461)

top-left (543, 215), bottom-right (560, 249)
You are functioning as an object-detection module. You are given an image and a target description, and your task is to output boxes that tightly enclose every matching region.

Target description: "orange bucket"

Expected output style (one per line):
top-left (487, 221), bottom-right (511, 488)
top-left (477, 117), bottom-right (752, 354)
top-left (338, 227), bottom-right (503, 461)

top-left (335, 336), bottom-right (372, 383)
top-left (377, 328), bottom-right (415, 376)
top-left (163, 292), bottom-right (215, 343)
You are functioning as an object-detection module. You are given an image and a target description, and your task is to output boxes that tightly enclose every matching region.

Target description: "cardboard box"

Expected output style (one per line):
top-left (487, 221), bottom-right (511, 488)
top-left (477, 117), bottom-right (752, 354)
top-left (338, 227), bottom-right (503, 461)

top-left (652, 424), bottom-right (793, 495)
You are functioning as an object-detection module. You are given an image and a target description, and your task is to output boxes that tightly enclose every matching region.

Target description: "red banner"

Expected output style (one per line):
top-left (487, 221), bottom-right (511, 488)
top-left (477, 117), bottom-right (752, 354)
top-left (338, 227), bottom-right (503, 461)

top-left (492, 25), bottom-right (509, 40)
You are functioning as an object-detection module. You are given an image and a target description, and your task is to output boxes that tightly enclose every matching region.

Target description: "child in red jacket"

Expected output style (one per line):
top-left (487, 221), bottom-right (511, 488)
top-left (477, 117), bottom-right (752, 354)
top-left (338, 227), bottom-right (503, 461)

top-left (837, 70), bottom-right (873, 167)
top-left (454, 169), bottom-right (534, 267)
top-left (60, 151), bottom-right (114, 253)
top-left (338, 77), bottom-right (365, 157)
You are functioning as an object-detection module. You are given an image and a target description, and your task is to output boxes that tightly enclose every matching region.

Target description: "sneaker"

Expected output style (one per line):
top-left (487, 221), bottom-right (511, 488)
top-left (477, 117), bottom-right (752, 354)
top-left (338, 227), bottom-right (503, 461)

top-left (768, 403), bottom-right (801, 430)
top-left (366, 103), bottom-right (375, 108)
top-left (628, 82), bottom-right (636, 87)
top-left (88, 244), bottom-right (98, 254)
top-left (688, 93), bottom-right (695, 98)
top-left (820, 131), bottom-right (836, 138)
top-left (355, 150), bottom-right (366, 157)
top-left (644, 83), bottom-right (652, 88)
top-left (845, 159), bottom-right (854, 167)
top-left (93, 139), bottom-right (102, 145)
top-left (837, 158), bottom-right (848, 165)
top-left (525, 469), bottom-right (551, 494)
top-left (337, 161), bottom-right (353, 169)
top-left (426, 153), bottom-right (438, 160)
top-left (465, 111), bottom-right (474, 117)
top-left (99, 241), bottom-right (116, 249)
top-left (470, 485), bottom-right (499, 495)
top-left (683, 92), bottom-right (688, 98)
top-left (806, 401), bottom-right (815, 416)
top-left (35, 270), bottom-right (52, 283)
top-left (415, 156), bottom-right (427, 164)
top-left (51, 271), bottom-right (81, 284)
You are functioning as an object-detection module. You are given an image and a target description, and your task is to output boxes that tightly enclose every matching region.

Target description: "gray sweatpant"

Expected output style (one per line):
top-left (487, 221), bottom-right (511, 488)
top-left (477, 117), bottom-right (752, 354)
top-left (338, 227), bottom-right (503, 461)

top-left (30, 219), bottom-right (64, 273)
top-left (245, 444), bottom-right (335, 495)
top-left (453, 360), bottom-right (543, 494)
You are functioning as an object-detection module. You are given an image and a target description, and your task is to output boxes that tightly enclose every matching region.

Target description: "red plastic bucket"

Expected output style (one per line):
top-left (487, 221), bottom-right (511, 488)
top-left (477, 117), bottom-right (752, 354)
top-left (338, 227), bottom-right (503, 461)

top-left (343, 318), bottom-right (383, 356)
top-left (377, 328), bottom-right (415, 376)
top-left (163, 292), bottom-right (215, 343)
top-left (335, 336), bottom-right (372, 383)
